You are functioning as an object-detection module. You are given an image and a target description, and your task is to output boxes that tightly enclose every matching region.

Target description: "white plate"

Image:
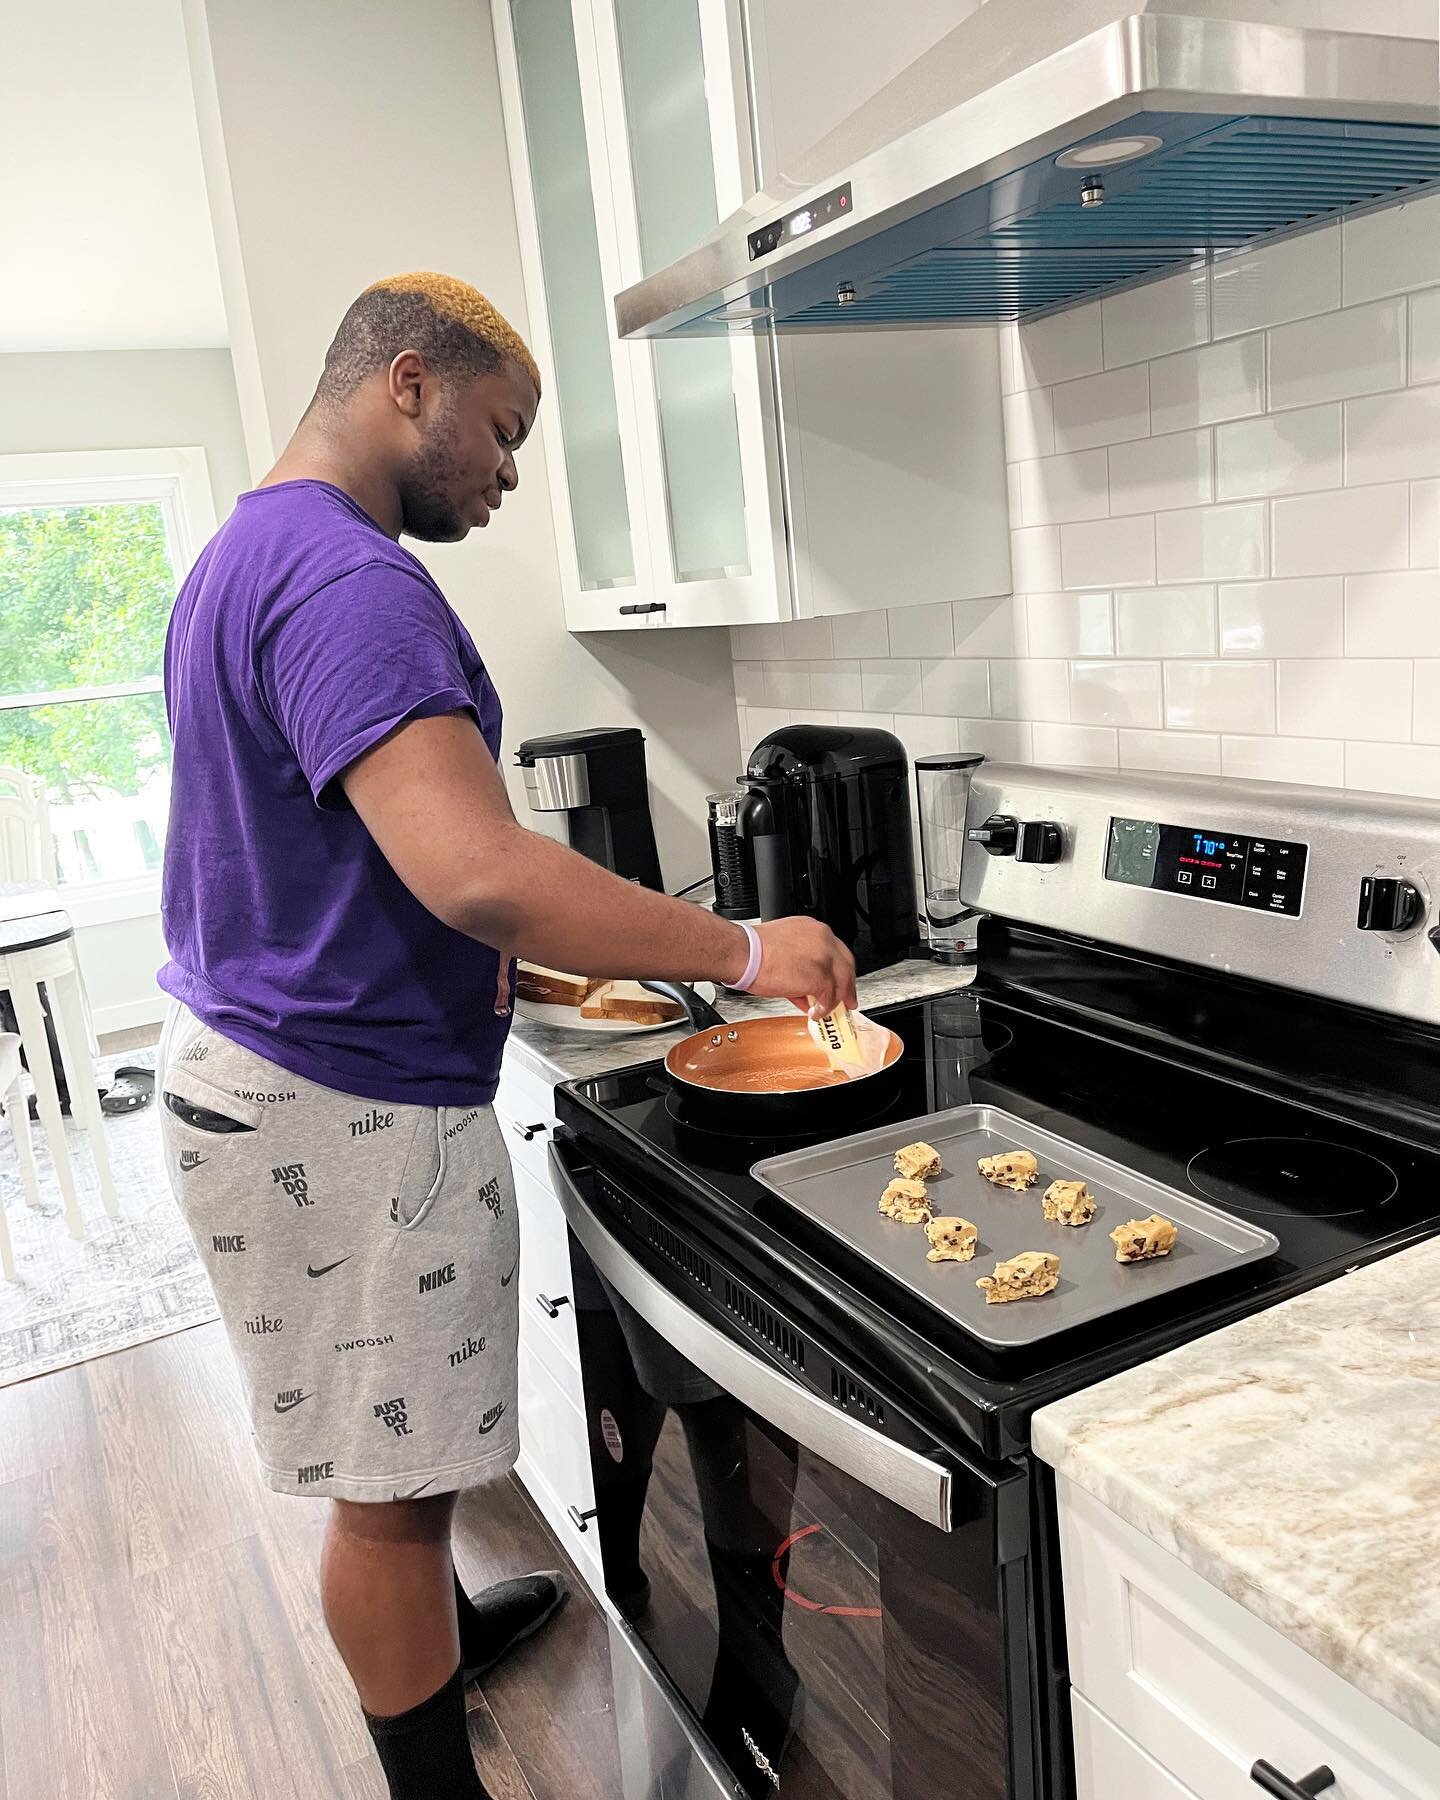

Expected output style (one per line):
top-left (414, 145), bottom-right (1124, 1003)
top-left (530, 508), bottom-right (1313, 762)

top-left (513, 984), bottom-right (715, 1037)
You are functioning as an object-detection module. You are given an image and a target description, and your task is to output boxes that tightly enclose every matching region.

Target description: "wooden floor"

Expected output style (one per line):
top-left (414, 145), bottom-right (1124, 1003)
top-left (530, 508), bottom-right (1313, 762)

top-left (0, 1321), bottom-right (622, 1799)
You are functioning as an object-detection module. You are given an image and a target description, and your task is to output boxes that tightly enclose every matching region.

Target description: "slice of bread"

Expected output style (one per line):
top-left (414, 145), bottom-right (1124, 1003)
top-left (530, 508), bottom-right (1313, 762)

top-left (580, 980), bottom-right (684, 1025)
top-left (515, 963), bottom-right (599, 1007)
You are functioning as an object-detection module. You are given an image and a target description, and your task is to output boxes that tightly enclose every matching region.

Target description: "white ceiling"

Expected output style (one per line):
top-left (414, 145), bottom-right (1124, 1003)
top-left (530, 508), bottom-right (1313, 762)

top-left (0, 0), bottom-right (227, 353)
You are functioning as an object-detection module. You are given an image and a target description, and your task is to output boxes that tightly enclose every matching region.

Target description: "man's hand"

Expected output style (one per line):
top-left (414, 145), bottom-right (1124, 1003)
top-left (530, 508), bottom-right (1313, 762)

top-left (747, 918), bottom-right (857, 1018)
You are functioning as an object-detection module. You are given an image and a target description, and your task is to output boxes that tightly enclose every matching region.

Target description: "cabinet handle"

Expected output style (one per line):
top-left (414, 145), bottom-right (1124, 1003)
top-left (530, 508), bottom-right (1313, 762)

top-left (567, 1504), bottom-right (597, 1534)
top-left (618, 602), bottom-right (666, 615)
top-left (536, 1292), bottom-right (571, 1320)
top-left (518, 1121), bottom-right (549, 1143)
top-left (1250, 1761), bottom-right (1336, 1799)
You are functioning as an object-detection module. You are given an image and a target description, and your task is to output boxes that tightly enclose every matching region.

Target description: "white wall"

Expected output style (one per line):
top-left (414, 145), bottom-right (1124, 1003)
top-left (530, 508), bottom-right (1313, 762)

top-left (732, 194), bottom-right (1440, 800)
top-left (183, 0), bottom-right (740, 888)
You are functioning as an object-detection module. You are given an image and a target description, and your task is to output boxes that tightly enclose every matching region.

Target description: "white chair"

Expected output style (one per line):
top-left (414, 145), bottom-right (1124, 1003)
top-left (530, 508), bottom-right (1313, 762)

top-left (0, 1031), bottom-right (43, 1279)
top-left (0, 766), bottom-right (57, 886)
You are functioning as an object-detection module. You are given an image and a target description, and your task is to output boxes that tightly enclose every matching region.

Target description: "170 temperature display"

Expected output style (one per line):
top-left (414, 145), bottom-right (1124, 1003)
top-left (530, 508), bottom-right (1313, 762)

top-left (1105, 817), bottom-right (1307, 917)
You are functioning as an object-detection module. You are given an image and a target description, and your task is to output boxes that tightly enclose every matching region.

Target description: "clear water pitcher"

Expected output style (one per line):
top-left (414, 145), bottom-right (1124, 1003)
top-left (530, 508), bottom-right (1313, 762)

top-left (915, 751), bottom-right (984, 963)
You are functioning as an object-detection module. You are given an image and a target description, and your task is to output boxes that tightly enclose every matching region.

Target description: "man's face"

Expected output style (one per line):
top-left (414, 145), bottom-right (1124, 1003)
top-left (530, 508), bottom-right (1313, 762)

top-left (397, 359), bottom-right (538, 543)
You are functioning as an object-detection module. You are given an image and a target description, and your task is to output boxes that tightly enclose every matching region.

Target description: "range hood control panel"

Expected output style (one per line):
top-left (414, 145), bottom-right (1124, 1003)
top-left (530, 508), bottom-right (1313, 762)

top-left (747, 183), bottom-right (852, 262)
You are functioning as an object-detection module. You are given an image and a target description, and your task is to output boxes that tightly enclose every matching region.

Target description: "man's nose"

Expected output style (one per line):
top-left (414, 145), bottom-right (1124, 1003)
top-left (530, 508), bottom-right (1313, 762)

top-left (498, 455), bottom-right (518, 493)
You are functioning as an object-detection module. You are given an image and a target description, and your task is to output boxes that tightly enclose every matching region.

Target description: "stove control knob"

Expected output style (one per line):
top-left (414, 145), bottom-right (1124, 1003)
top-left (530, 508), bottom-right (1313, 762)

top-left (1357, 875), bottom-right (1423, 933)
top-left (1015, 820), bottom-right (1064, 865)
top-left (967, 813), bottom-right (1018, 857)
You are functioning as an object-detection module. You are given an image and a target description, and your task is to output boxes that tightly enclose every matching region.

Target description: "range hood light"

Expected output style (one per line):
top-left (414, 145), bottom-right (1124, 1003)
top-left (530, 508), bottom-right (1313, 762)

top-left (1055, 134), bottom-right (1163, 170)
top-left (720, 305), bottom-right (774, 322)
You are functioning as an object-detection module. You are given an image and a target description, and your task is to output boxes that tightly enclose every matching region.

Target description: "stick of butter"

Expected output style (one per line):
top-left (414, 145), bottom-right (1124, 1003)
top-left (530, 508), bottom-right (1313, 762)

top-left (811, 1001), bottom-right (866, 1071)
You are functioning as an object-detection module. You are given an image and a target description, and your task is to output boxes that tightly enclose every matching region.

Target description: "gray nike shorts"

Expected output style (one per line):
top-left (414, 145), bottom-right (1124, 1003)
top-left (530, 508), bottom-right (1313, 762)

top-left (157, 1003), bottom-right (520, 1503)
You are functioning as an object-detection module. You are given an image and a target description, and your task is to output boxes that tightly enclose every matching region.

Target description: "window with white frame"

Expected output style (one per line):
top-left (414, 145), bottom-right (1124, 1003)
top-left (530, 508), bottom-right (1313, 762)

top-left (0, 447), bottom-right (216, 888)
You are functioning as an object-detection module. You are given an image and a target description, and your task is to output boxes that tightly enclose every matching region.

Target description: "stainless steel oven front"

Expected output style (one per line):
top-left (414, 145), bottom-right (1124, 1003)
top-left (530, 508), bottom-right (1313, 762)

top-left (548, 1142), bottom-right (1038, 1800)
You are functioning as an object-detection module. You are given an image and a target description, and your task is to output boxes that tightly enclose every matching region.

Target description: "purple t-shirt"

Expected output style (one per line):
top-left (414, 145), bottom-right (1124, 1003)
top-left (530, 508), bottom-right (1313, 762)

top-left (159, 479), bottom-right (513, 1106)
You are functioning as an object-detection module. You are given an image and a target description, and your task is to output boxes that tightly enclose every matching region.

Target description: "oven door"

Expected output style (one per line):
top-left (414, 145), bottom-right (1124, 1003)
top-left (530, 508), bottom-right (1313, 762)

top-left (548, 1143), bottom-right (1036, 1800)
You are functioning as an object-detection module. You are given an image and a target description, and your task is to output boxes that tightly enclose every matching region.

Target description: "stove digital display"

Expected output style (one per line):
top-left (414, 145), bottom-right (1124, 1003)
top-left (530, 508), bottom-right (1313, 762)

top-left (1105, 816), bottom-right (1307, 917)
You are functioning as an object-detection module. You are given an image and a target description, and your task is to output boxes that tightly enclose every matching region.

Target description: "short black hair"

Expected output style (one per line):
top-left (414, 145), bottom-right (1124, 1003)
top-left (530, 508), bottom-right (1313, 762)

top-left (313, 271), bottom-right (539, 408)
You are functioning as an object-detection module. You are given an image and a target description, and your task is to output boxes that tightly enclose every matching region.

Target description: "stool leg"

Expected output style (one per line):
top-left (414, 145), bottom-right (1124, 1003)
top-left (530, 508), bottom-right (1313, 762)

top-left (9, 977), bottom-right (84, 1240)
top-left (5, 1071), bottom-right (44, 1210)
top-left (50, 969), bottom-right (119, 1218)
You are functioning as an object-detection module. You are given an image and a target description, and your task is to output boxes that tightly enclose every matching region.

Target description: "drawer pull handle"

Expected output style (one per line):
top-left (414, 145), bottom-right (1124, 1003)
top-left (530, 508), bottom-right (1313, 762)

top-left (567, 1505), bottom-right (598, 1534)
top-left (536, 1292), bottom-right (571, 1320)
top-left (1250, 1761), bottom-right (1336, 1799)
top-left (518, 1121), bottom-right (549, 1142)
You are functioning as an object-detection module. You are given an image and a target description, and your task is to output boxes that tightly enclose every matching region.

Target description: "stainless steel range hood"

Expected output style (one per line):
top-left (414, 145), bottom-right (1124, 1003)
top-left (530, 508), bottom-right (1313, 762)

top-left (615, 0), bottom-right (1440, 338)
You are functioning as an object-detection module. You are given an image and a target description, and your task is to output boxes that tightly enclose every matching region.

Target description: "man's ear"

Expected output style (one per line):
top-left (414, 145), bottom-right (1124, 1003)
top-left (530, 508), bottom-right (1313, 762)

top-left (388, 350), bottom-right (427, 420)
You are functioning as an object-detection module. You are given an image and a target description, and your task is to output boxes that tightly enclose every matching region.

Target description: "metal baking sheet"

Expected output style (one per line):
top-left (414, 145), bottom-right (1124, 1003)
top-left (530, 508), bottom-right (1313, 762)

top-left (751, 1105), bottom-right (1280, 1350)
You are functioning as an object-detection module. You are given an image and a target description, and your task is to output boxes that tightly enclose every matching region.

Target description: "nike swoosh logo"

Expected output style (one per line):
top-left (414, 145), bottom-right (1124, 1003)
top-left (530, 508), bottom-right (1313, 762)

top-left (180, 1156), bottom-right (208, 1171)
top-left (477, 1405), bottom-right (507, 1436)
top-left (273, 1393), bottom-right (313, 1413)
top-left (307, 1257), bottom-right (352, 1279)
top-left (500, 1256), bottom-right (520, 1288)
top-left (393, 1478), bottom-right (435, 1501)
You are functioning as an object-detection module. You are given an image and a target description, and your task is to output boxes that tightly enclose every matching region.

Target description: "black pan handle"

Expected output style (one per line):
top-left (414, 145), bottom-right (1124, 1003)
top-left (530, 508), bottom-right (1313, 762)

top-left (639, 980), bottom-right (726, 1031)
top-left (1250, 1761), bottom-right (1336, 1799)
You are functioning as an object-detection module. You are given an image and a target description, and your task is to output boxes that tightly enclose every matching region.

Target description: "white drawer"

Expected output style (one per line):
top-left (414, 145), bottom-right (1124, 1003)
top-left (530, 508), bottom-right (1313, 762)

top-left (1058, 1478), bottom-right (1440, 1800)
top-left (515, 1163), bottom-right (581, 1377)
top-left (516, 1337), bottom-right (601, 1593)
top-left (1073, 1694), bottom-right (1200, 1800)
top-left (493, 1055), bottom-right (559, 1185)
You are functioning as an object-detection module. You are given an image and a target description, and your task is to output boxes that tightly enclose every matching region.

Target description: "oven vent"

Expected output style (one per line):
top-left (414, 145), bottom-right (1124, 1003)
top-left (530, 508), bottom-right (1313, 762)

top-left (830, 1370), bottom-right (885, 1427)
top-left (597, 1173), bottom-right (633, 1223)
top-left (723, 1280), bottom-right (805, 1369)
top-left (647, 1219), bottom-right (712, 1290)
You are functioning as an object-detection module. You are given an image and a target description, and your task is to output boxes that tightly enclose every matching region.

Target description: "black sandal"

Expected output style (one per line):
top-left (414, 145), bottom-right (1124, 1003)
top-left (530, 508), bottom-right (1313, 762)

top-left (100, 1065), bottom-right (155, 1115)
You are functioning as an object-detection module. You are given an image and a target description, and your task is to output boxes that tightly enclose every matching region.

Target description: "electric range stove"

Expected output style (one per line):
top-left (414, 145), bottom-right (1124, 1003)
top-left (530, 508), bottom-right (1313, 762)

top-left (546, 767), bottom-right (1440, 1800)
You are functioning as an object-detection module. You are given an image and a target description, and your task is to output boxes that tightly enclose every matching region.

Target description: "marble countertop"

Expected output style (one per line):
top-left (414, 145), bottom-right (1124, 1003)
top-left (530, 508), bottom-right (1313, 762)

top-left (503, 958), bottom-right (972, 1086)
top-left (1033, 1235), bottom-right (1440, 1746)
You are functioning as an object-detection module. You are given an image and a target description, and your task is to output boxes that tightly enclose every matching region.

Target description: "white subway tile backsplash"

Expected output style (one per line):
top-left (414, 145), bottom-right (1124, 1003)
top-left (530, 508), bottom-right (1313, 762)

top-left (997, 324), bottom-right (1021, 397)
top-left (835, 709), bottom-right (893, 733)
top-left (954, 718), bottom-right (1034, 762)
top-left (780, 615), bottom-right (834, 659)
top-left (1219, 578), bottom-right (1344, 658)
top-left (1150, 336), bottom-right (1264, 433)
top-left (920, 658), bottom-right (991, 717)
top-left (808, 662), bottom-right (863, 710)
top-left (1002, 386), bottom-right (1055, 463)
top-left (1220, 734), bottom-right (1344, 787)
top-left (1118, 728), bottom-right (1222, 775)
top-left (767, 665), bottom-right (811, 708)
top-left (887, 602), bottom-right (954, 659)
top-left (1276, 659), bottom-right (1411, 743)
top-left (746, 706), bottom-right (792, 742)
top-left (990, 659), bottom-right (1070, 723)
top-left (1018, 449), bottom-right (1109, 526)
top-left (1414, 481), bottom-right (1440, 569)
top-left (1345, 387), bottom-right (1440, 486)
top-left (1271, 484), bottom-right (1410, 577)
top-left (894, 713), bottom-right (960, 758)
top-left (1269, 300), bottom-right (1405, 411)
top-left (1115, 586), bottom-right (1217, 657)
top-left (1165, 661), bottom-right (1275, 734)
top-left (1214, 405), bottom-right (1342, 500)
top-left (1061, 515), bottom-right (1155, 589)
top-left (1211, 225), bottom-right (1340, 339)
top-left (952, 596), bottom-right (1026, 657)
top-left (1342, 191), bottom-right (1440, 304)
top-left (830, 610), bottom-right (889, 658)
top-left (1011, 525), bottom-right (1063, 592)
top-left (1006, 462), bottom-right (1025, 527)
top-left (733, 662), bottom-right (767, 706)
top-left (1024, 591), bottom-right (1113, 658)
top-left (1411, 661), bottom-right (1440, 744)
top-left (791, 709), bottom-right (839, 728)
top-left (1109, 429), bottom-right (1212, 515)
top-left (1345, 741), bottom-right (1440, 799)
top-left (1017, 304), bottom-right (1104, 389)
top-left (1102, 269), bottom-right (1208, 368)
top-left (730, 622), bottom-right (783, 659)
top-left (1030, 722), bottom-right (1118, 768)
top-left (1413, 289), bottom-right (1440, 387)
top-left (1156, 502), bottom-right (1267, 583)
top-left (1051, 363), bottom-right (1149, 451)
top-left (860, 659), bottom-right (924, 713)
top-left (1069, 660), bottom-right (1163, 728)
top-left (1345, 571), bottom-right (1440, 656)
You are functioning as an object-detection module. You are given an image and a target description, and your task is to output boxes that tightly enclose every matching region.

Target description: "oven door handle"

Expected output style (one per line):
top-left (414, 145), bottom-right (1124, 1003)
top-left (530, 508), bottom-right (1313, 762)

top-left (547, 1143), bottom-right (955, 1533)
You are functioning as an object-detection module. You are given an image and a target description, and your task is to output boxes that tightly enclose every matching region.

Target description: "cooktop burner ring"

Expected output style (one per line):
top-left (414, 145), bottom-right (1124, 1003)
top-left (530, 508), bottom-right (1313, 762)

top-left (1186, 1136), bottom-right (1399, 1220)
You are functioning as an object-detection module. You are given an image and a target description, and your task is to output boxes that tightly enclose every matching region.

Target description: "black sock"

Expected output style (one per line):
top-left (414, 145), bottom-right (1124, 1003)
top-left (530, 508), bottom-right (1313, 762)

top-left (453, 1567), bottom-right (486, 1666)
top-left (363, 1662), bottom-right (489, 1800)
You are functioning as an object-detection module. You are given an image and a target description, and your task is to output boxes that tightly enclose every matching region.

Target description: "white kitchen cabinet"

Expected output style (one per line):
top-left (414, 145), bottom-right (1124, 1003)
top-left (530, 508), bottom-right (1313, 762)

top-left (493, 0), bottom-right (1011, 632)
top-left (1056, 1475), bottom-right (1440, 1800)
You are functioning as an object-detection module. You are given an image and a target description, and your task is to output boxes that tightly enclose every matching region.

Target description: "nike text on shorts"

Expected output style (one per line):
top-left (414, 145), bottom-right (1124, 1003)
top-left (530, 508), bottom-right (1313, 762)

top-left (157, 1004), bottom-right (520, 1502)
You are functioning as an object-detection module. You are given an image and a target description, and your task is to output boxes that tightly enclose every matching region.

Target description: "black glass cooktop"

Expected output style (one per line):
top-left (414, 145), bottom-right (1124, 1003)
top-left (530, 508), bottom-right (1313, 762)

top-left (556, 963), bottom-right (1440, 1460)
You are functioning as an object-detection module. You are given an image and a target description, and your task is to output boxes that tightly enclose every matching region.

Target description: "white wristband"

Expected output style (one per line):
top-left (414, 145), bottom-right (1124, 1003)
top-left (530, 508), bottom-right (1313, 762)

top-left (732, 921), bottom-right (763, 992)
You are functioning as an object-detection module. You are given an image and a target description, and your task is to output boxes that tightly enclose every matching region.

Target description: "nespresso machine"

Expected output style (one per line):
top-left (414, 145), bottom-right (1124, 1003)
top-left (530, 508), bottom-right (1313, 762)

top-left (515, 727), bottom-right (663, 890)
top-left (736, 724), bottom-right (918, 975)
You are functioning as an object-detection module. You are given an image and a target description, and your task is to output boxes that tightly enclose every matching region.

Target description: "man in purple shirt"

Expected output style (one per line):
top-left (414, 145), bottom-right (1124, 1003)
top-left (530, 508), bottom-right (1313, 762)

top-left (157, 271), bottom-right (854, 1800)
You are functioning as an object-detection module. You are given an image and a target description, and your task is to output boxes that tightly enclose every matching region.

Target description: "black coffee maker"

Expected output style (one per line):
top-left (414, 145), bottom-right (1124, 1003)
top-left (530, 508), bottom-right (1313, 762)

top-left (515, 727), bottom-right (663, 890)
top-left (736, 724), bottom-right (918, 975)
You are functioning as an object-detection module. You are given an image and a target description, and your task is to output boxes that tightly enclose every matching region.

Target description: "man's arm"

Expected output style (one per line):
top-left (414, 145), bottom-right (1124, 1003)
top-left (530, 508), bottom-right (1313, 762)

top-left (342, 712), bottom-right (857, 1014)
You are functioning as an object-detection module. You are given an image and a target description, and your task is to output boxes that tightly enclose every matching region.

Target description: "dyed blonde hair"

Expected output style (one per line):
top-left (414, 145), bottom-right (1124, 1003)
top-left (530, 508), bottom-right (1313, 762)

top-left (317, 271), bottom-right (540, 404)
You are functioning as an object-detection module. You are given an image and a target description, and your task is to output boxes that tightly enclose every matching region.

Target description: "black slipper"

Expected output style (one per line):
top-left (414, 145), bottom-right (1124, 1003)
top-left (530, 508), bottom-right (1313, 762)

top-left (100, 1066), bottom-right (154, 1115)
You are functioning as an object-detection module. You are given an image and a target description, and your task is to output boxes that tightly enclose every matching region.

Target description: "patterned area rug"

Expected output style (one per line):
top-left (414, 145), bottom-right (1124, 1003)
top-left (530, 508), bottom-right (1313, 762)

top-left (0, 1047), bottom-right (219, 1387)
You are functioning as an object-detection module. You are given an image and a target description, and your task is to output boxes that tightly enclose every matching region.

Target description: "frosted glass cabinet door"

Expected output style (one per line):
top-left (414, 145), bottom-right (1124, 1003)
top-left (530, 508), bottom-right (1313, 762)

top-left (511, 0), bottom-right (636, 592)
top-left (611, 0), bottom-right (751, 585)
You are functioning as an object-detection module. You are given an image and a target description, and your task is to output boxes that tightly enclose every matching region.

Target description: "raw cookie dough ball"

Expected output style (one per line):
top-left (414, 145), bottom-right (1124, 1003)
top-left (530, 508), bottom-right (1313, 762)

top-left (976, 1250), bottom-right (1060, 1304)
top-left (1042, 1179), bottom-right (1095, 1227)
top-left (894, 1141), bottom-right (943, 1181)
top-left (977, 1148), bottom-right (1039, 1192)
top-left (879, 1177), bottom-right (932, 1224)
top-left (924, 1216), bottom-right (978, 1263)
top-left (1110, 1213), bottom-right (1178, 1262)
